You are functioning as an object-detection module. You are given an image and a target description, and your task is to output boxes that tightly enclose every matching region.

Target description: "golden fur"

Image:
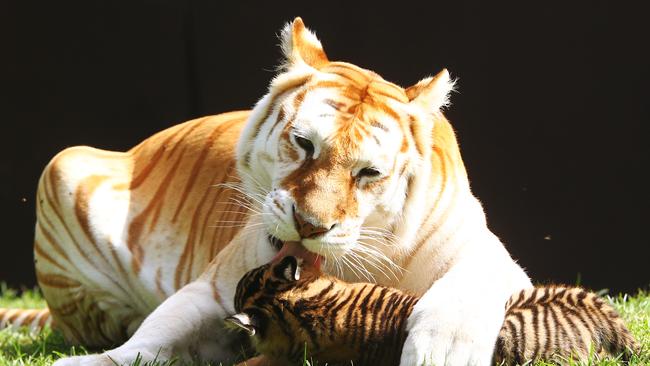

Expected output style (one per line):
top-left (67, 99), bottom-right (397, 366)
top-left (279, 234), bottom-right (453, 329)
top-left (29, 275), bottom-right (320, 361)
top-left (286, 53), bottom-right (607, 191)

top-left (4, 17), bottom-right (546, 366)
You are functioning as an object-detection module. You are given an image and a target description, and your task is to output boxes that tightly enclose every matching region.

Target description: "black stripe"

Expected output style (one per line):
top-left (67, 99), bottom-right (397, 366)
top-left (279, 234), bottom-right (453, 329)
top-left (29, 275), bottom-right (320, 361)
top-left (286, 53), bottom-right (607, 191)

top-left (537, 287), bottom-right (551, 304)
top-left (345, 285), bottom-right (368, 343)
top-left (542, 303), bottom-right (552, 358)
top-left (327, 288), bottom-right (356, 341)
top-left (549, 305), bottom-right (569, 355)
top-left (506, 319), bottom-right (522, 365)
top-left (368, 287), bottom-right (389, 343)
top-left (357, 285), bottom-right (380, 344)
top-left (309, 282), bottom-right (335, 302)
top-left (512, 310), bottom-right (527, 361)
top-left (235, 266), bottom-right (267, 311)
top-left (531, 304), bottom-right (540, 358)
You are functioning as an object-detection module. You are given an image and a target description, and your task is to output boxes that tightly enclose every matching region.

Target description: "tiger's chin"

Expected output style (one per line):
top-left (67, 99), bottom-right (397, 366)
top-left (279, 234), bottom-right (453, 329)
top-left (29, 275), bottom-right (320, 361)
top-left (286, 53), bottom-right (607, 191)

top-left (301, 237), bottom-right (355, 258)
top-left (268, 234), bottom-right (356, 271)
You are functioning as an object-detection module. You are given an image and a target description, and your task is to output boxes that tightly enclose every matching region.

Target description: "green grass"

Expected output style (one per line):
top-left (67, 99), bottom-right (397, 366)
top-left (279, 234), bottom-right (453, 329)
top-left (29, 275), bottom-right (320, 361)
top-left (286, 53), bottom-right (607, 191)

top-left (1, 286), bottom-right (648, 366)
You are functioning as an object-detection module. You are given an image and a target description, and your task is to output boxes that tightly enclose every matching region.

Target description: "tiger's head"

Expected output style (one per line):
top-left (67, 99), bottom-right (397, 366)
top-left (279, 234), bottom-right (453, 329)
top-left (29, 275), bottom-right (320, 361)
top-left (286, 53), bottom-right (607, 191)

top-left (236, 18), bottom-right (456, 271)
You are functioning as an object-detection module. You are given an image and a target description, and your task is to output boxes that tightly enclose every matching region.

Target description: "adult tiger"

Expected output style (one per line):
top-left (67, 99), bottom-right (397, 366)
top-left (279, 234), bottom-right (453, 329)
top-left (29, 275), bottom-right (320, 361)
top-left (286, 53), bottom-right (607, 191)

top-left (35, 18), bottom-right (532, 366)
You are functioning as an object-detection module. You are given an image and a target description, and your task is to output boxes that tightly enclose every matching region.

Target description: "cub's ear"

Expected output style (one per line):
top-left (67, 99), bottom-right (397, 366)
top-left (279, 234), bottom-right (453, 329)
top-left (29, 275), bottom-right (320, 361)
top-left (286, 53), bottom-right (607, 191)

top-left (280, 17), bottom-right (329, 69)
top-left (406, 69), bottom-right (456, 112)
top-left (224, 313), bottom-right (257, 336)
top-left (274, 256), bottom-right (303, 281)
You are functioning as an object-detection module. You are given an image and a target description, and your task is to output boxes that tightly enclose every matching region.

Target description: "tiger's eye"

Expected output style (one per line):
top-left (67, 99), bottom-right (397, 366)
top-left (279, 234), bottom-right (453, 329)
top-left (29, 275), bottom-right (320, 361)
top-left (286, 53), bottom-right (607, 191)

top-left (358, 167), bottom-right (382, 178)
top-left (294, 135), bottom-right (314, 156)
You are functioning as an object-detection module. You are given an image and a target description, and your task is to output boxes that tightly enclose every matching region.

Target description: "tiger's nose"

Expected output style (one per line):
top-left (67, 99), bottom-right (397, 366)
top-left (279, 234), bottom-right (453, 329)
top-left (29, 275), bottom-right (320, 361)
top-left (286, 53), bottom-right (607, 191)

top-left (293, 209), bottom-right (333, 239)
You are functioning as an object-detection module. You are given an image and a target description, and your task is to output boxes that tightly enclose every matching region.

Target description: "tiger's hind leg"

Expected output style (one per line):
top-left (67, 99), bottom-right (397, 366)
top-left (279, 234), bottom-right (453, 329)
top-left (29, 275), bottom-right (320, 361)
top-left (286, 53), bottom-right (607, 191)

top-left (34, 146), bottom-right (157, 347)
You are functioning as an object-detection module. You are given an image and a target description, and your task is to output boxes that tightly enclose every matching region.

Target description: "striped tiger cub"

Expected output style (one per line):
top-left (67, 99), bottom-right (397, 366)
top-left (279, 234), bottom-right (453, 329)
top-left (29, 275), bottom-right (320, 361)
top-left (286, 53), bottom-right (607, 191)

top-left (226, 256), bottom-right (638, 366)
top-left (495, 286), bottom-right (638, 364)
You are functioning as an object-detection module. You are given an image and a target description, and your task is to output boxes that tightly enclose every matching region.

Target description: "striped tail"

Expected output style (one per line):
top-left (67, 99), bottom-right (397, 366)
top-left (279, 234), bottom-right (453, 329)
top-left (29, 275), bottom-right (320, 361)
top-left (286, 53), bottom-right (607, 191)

top-left (0, 308), bottom-right (52, 332)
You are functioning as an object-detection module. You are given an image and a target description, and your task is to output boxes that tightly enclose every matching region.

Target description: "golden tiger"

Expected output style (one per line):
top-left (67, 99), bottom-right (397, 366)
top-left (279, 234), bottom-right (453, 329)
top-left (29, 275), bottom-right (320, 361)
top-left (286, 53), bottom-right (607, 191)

top-left (11, 17), bottom-right (537, 365)
top-left (227, 255), bottom-right (638, 366)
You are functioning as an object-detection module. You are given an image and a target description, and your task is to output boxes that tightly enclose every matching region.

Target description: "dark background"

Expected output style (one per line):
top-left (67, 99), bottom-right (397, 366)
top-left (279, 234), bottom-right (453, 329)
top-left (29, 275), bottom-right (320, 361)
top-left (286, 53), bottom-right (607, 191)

top-left (1, 1), bottom-right (648, 294)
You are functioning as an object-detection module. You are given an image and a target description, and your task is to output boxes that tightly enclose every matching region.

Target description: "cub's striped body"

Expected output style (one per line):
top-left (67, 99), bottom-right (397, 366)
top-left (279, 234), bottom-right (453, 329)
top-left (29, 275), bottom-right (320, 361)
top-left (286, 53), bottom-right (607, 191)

top-left (496, 286), bottom-right (638, 364)
top-left (228, 256), bottom-right (418, 366)
top-left (229, 257), bottom-right (638, 366)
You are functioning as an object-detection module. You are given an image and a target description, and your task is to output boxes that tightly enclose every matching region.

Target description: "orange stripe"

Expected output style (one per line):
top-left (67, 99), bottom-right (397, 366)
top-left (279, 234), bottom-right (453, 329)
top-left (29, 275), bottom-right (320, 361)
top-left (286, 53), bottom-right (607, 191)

top-left (109, 243), bottom-right (130, 285)
top-left (368, 81), bottom-right (409, 102)
top-left (47, 159), bottom-right (62, 208)
top-left (408, 119), bottom-right (425, 156)
top-left (35, 218), bottom-right (71, 263)
top-left (209, 164), bottom-right (245, 258)
top-left (7, 310), bottom-right (23, 323)
top-left (400, 147), bottom-right (455, 271)
top-left (323, 63), bottom-right (371, 86)
top-left (36, 271), bottom-right (80, 289)
top-left (74, 174), bottom-right (112, 262)
top-left (155, 267), bottom-right (166, 298)
top-left (248, 75), bottom-right (311, 144)
top-left (129, 122), bottom-right (196, 189)
top-left (127, 147), bottom-right (185, 274)
top-left (22, 310), bottom-right (39, 325)
top-left (172, 122), bottom-right (242, 288)
top-left (372, 100), bottom-right (401, 121)
top-left (172, 117), bottom-right (243, 222)
top-left (203, 165), bottom-right (239, 258)
top-left (267, 106), bottom-right (288, 139)
top-left (311, 80), bottom-right (346, 89)
top-left (166, 119), bottom-right (207, 160)
top-left (37, 310), bottom-right (51, 327)
top-left (42, 174), bottom-right (93, 265)
top-left (33, 239), bottom-right (67, 272)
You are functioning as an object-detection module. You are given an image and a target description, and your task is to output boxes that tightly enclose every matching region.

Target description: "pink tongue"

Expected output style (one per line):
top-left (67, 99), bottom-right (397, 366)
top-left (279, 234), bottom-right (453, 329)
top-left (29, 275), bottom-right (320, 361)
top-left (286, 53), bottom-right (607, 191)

top-left (272, 241), bottom-right (322, 270)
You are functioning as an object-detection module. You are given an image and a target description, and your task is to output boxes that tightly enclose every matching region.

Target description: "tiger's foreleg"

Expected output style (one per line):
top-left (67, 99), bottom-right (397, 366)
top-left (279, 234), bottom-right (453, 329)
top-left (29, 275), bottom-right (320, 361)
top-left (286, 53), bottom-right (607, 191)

top-left (399, 234), bottom-right (533, 366)
top-left (52, 229), bottom-right (275, 366)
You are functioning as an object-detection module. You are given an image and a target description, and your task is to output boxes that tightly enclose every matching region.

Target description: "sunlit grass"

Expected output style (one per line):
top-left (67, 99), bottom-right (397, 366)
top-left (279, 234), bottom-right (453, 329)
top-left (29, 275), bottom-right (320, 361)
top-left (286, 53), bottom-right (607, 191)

top-left (1, 286), bottom-right (648, 365)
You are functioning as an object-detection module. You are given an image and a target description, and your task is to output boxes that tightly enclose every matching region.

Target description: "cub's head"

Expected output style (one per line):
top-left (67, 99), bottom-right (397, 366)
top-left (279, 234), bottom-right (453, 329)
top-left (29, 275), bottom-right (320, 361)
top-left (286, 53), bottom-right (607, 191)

top-left (237, 18), bottom-right (455, 264)
top-left (225, 256), bottom-right (320, 357)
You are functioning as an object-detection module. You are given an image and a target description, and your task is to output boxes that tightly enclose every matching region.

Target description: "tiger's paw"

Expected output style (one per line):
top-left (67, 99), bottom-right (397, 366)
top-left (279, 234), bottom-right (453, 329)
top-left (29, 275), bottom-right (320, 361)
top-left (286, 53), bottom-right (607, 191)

top-left (53, 348), bottom-right (170, 366)
top-left (399, 293), bottom-right (501, 366)
top-left (52, 354), bottom-right (115, 366)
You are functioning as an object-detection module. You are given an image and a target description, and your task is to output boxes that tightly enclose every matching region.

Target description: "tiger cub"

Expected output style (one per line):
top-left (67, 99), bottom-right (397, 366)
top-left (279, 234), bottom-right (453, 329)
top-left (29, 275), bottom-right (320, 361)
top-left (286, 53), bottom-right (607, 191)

top-left (495, 286), bottom-right (638, 365)
top-left (226, 256), bottom-right (638, 366)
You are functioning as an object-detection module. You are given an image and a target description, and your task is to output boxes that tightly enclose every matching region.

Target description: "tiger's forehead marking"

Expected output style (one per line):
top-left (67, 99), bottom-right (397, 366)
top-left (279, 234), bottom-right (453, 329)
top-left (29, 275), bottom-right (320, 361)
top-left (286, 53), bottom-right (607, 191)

top-left (291, 61), bottom-right (409, 154)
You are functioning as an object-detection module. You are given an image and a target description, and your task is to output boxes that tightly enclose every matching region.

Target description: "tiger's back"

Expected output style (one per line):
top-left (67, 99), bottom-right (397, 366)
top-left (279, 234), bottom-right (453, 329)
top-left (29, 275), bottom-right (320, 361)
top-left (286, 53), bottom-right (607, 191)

top-left (33, 111), bottom-right (252, 346)
top-left (229, 258), bottom-right (639, 366)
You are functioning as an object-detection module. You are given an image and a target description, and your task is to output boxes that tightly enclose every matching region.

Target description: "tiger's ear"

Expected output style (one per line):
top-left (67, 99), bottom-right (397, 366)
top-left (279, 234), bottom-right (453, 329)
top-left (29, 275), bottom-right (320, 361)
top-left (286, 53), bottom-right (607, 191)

top-left (224, 313), bottom-right (257, 336)
top-left (280, 17), bottom-right (329, 69)
top-left (406, 69), bottom-right (456, 112)
top-left (274, 256), bottom-right (303, 281)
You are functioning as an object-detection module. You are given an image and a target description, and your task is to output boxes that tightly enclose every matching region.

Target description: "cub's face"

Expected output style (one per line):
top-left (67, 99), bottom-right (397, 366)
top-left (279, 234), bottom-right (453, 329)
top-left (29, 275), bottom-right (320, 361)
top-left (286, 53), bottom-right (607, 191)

top-left (236, 19), bottom-right (453, 265)
top-left (227, 256), bottom-right (312, 345)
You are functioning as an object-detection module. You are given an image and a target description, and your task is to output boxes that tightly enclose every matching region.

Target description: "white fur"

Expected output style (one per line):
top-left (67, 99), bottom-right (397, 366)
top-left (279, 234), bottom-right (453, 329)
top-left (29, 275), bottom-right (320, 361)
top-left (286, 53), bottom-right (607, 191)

top-left (279, 19), bottom-right (324, 69)
top-left (53, 20), bottom-right (531, 366)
